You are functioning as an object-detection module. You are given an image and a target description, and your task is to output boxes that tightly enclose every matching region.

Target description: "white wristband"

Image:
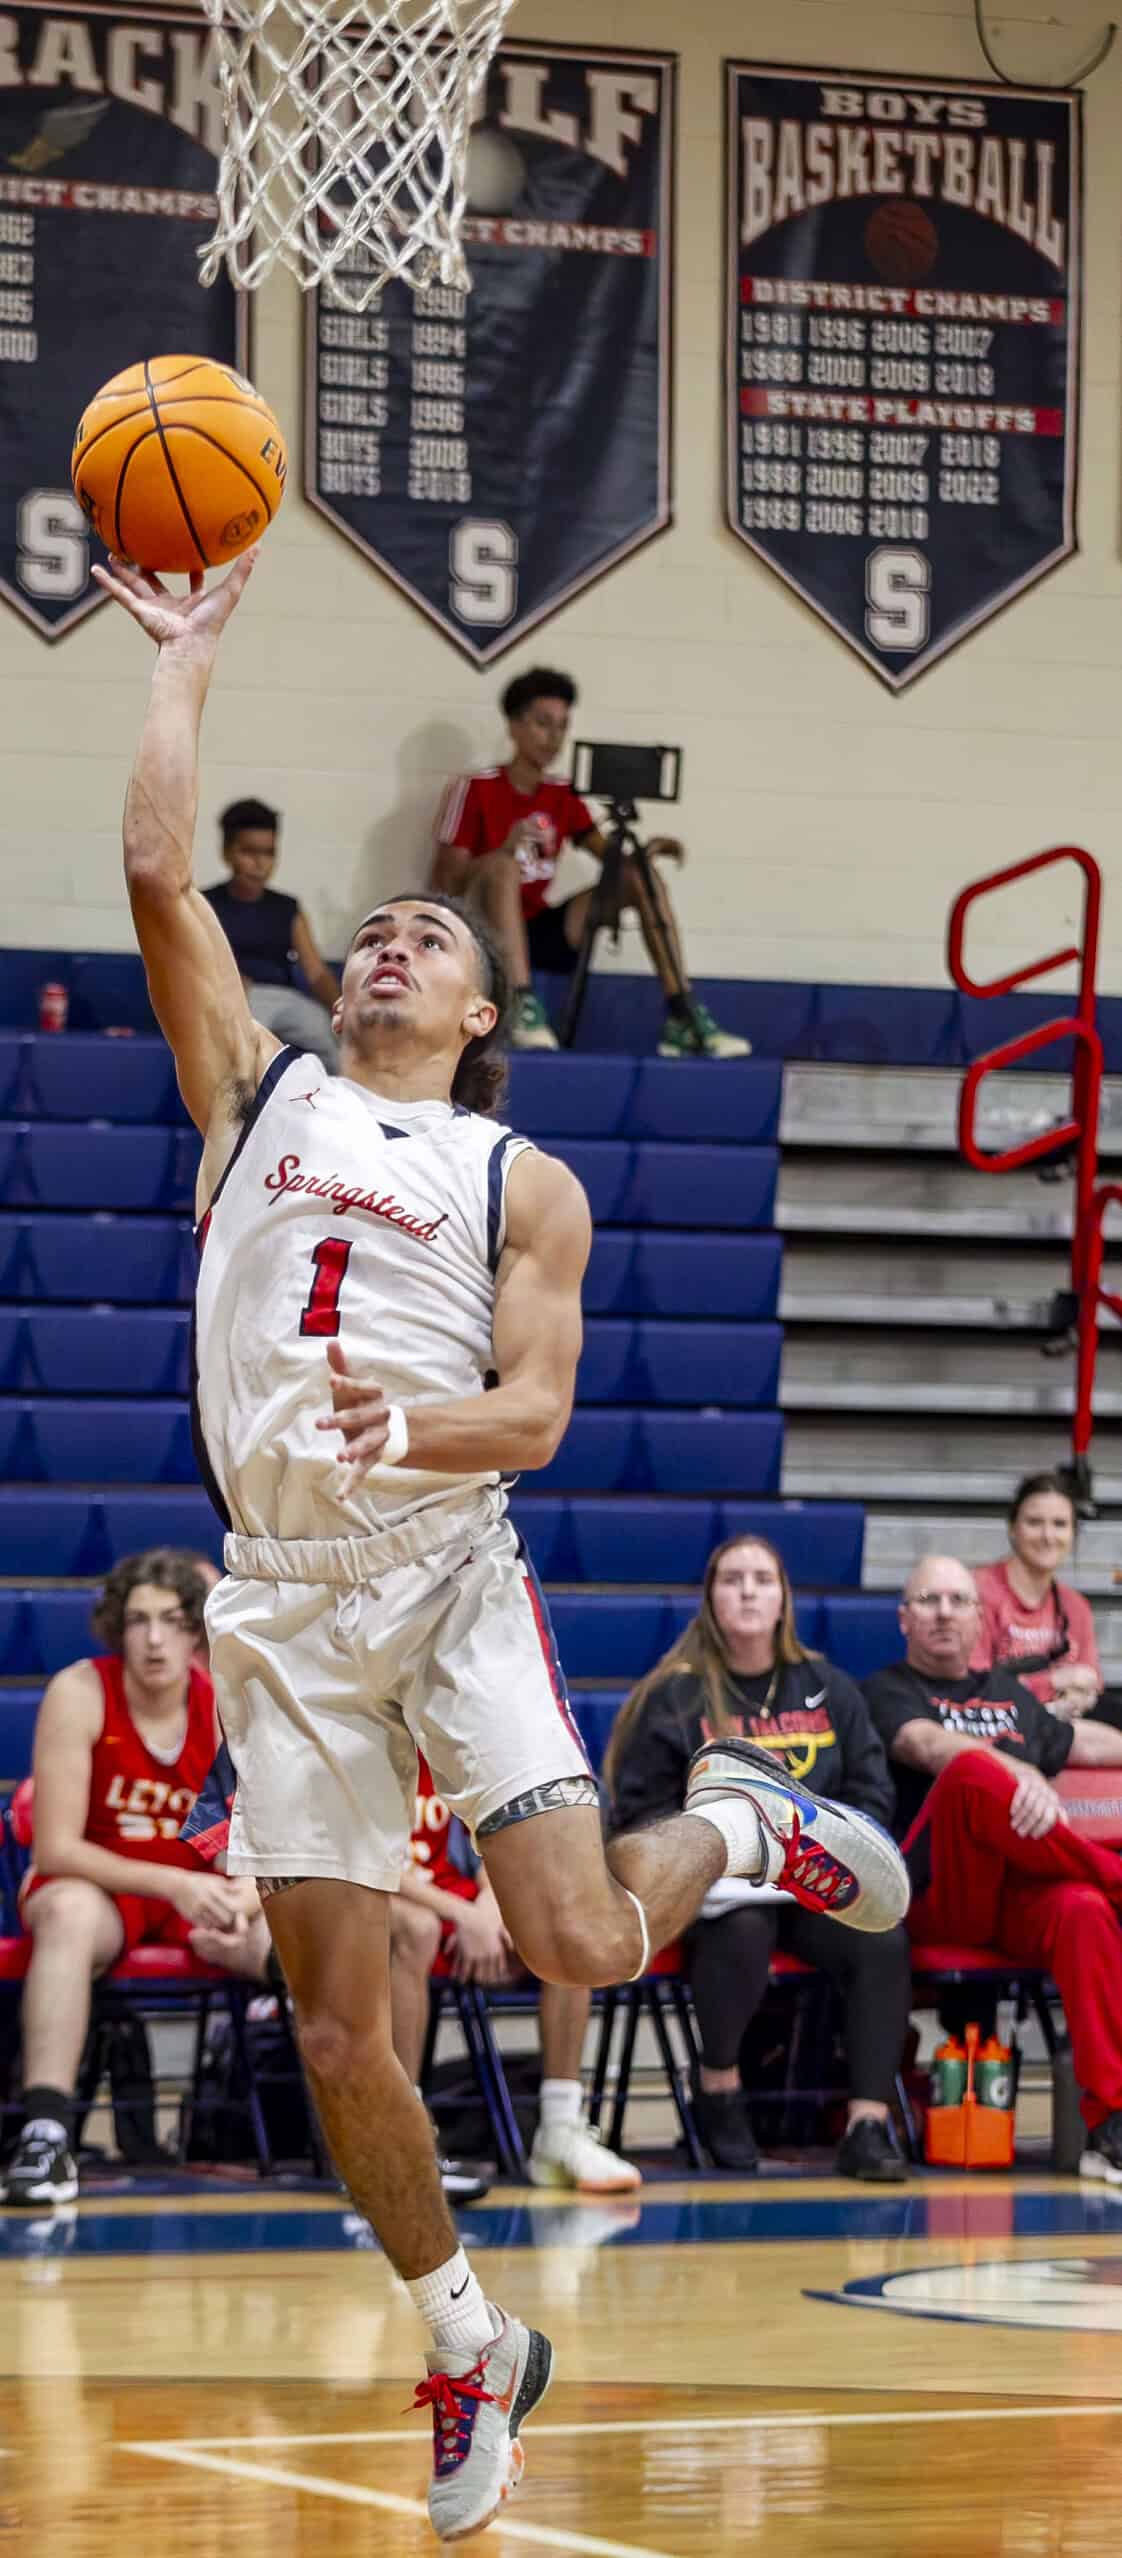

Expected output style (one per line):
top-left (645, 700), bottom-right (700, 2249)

top-left (382, 1404), bottom-right (410, 1468)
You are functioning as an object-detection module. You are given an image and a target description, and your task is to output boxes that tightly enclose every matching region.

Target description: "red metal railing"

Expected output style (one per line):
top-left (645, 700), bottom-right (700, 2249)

top-left (946, 846), bottom-right (1108, 1486)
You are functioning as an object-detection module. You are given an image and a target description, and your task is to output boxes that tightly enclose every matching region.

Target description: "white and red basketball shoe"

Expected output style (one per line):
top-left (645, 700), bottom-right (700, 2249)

top-left (685, 1736), bottom-right (910, 1933)
top-left (413, 2309), bottom-right (553, 2540)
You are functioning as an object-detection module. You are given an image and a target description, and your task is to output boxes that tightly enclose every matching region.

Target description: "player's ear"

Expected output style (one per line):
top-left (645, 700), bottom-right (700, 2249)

top-left (463, 995), bottom-right (498, 1042)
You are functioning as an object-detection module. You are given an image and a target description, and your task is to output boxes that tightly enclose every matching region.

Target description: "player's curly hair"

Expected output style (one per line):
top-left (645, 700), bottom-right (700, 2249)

top-left (92, 1548), bottom-right (210, 1653)
top-left (374, 891), bottom-right (513, 1117)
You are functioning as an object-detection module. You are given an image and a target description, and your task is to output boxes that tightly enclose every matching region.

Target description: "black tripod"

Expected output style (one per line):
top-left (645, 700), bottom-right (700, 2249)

top-left (557, 799), bottom-right (709, 1052)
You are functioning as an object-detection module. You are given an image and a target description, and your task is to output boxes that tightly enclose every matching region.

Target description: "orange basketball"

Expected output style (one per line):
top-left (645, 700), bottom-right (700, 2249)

top-left (71, 354), bottom-right (287, 573)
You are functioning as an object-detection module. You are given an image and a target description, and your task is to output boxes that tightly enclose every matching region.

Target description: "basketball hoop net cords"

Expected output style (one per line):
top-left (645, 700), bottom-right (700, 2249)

top-left (199, 0), bottom-right (519, 313)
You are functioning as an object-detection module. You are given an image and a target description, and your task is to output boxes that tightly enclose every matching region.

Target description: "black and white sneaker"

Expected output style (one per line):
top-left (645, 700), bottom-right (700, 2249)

top-left (439, 2153), bottom-right (491, 2206)
top-left (2, 2118), bottom-right (79, 2206)
top-left (1079, 2110), bottom-right (1122, 2187)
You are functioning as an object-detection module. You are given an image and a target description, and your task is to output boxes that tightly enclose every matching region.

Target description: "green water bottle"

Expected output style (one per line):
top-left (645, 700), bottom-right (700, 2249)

top-left (975, 2035), bottom-right (1014, 2110)
top-left (932, 2036), bottom-right (967, 2105)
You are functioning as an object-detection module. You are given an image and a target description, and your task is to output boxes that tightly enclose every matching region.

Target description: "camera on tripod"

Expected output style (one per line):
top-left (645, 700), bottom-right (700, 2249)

top-left (558, 742), bottom-right (691, 1049)
top-left (571, 741), bottom-right (683, 818)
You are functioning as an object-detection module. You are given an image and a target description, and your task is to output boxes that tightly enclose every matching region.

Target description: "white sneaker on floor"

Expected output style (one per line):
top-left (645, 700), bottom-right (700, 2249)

top-left (414, 2308), bottom-right (553, 2541)
top-left (685, 1737), bottom-right (910, 1933)
top-left (529, 2115), bottom-right (642, 2193)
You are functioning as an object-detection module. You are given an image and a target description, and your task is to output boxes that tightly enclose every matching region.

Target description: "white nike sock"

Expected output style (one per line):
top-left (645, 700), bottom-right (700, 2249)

top-left (683, 1800), bottom-right (771, 1882)
top-left (538, 2078), bottom-right (584, 2132)
top-left (406, 2249), bottom-right (497, 2357)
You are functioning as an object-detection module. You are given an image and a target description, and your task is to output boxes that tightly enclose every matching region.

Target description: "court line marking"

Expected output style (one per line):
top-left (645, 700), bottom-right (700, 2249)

top-left (140, 2401), bottom-right (1122, 2450)
top-left (122, 2441), bottom-right (679, 2558)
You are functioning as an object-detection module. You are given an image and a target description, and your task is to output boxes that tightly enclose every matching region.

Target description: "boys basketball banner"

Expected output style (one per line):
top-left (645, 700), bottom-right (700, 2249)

top-left (305, 43), bottom-right (674, 665)
top-left (726, 65), bottom-right (1080, 688)
top-left (0, 0), bottom-right (245, 641)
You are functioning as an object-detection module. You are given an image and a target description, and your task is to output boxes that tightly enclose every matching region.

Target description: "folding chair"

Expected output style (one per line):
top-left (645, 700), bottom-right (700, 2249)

top-left (420, 1957), bottom-right (533, 2180)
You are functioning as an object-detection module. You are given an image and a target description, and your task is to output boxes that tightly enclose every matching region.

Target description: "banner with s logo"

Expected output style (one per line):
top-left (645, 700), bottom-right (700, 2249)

top-left (305, 42), bottom-right (675, 665)
top-left (726, 63), bottom-right (1080, 688)
top-left (0, 0), bottom-right (246, 641)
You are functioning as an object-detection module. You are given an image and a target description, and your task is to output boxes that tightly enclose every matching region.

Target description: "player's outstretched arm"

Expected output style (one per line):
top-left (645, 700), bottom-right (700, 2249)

top-left (317, 1151), bottom-right (591, 1479)
top-left (93, 551), bottom-right (279, 1136)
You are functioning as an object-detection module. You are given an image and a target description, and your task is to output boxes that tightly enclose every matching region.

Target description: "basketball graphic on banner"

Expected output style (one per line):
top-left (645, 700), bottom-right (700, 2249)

top-left (863, 199), bottom-right (939, 284)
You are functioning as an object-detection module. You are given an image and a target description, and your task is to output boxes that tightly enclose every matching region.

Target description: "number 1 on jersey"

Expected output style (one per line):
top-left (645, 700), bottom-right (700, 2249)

top-left (300, 1237), bottom-right (353, 1337)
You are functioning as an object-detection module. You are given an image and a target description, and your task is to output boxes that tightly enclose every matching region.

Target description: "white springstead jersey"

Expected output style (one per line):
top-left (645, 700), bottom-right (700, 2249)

top-left (193, 1047), bottom-right (534, 1538)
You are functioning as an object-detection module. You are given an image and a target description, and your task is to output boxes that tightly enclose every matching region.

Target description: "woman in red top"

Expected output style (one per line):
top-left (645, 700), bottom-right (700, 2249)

top-left (971, 1471), bottom-right (1102, 1717)
top-left (5, 1548), bottom-right (265, 2208)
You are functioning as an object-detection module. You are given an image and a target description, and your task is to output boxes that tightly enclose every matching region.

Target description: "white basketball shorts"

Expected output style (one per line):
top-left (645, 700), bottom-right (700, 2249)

top-left (204, 1489), bottom-right (592, 1892)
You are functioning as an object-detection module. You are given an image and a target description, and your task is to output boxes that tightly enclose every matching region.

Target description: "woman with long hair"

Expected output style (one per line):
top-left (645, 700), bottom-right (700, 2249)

top-left (605, 1535), bottom-right (912, 2180)
top-left (971, 1471), bottom-right (1102, 1719)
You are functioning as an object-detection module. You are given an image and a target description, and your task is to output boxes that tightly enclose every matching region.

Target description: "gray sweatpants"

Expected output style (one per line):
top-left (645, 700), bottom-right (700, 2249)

top-left (248, 983), bottom-right (339, 1072)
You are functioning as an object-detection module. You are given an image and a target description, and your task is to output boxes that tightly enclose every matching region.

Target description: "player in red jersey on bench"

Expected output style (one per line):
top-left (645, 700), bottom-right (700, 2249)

top-left (4, 1548), bottom-right (269, 2206)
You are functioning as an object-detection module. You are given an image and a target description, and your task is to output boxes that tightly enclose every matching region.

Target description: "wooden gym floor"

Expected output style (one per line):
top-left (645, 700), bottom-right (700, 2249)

top-left (4, 2170), bottom-right (1122, 2554)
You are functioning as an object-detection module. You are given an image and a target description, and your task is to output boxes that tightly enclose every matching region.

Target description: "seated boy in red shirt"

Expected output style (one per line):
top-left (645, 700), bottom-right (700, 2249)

top-left (433, 664), bottom-right (749, 1059)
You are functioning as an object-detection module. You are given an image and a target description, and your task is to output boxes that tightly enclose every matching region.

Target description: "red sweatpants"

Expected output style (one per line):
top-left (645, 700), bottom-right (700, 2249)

top-left (904, 1750), bottom-right (1122, 2130)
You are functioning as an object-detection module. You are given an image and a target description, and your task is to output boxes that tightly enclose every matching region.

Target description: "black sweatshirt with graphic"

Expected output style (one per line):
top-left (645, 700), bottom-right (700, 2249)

top-left (607, 1657), bottom-right (896, 1836)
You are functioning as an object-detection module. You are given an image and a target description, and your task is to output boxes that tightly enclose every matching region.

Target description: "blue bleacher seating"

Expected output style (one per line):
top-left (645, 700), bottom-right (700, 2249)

top-left (0, 1215), bottom-right (193, 1304)
top-left (6, 958), bottom-right (1122, 1066)
top-left (0, 1691), bottom-right (45, 1783)
top-left (585, 1233), bottom-right (781, 1321)
top-left (957, 990), bottom-right (1078, 1065)
top-left (7, 1308), bottom-right (190, 1396)
top-left (0, 1217), bottom-right (780, 1322)
top-left (0, 1038), bottom-right (20, 1114)
top-left (0, 1490), bottom-right (862, 1591)
top-left (5, 1124), bottom-right (199, 1212)
top-left (0, 1585), bottom-right (861, 1680)
top-left (0, 1492), bottom-right (107, 1577)
top-left (99, 1493), bottom-right (222, 1565)
top-left (577, 1320), bottom-right (781, 1408)
top-left (819, 1596), bottom-right (902, 1681)
top-left (0, 1313), bottom-right (777, 1408)
top-left (534, 1410), bottom-right (783, 1495)
top-left (512, 1495), bottom-right (864, 1589)
top-left (548, 1593), bottom-right (824, 1680)
top-left (547, 1141), bottom-right (777, 1228)
top-left (67, 955), bottom-right (158, 1035)
top-left (0, 1591), bottom-right (99, 1677)
top-left (0, 1488), bottom-right (221, 1571)
top-left (0, 1400), bottom-right (197, 1483)
top-left (812, 985), bottom-right (961, 1068)
top-left (20, 1034), bottom-right (184, 1123)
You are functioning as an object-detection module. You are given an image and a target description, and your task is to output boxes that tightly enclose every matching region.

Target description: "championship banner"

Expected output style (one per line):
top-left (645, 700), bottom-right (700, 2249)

top-left (305, 42), bottom-right (674, 665)
top-left (0, 1), bottom-right (245, 641)
top-left (726, 65), bottom-right (1080, 688)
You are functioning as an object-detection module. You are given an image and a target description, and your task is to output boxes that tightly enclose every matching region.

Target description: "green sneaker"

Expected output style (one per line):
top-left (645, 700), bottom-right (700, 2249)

top-left (658, 1003), bottom-right (751, 1059)
top-left (510, 991), bottom-right (559, 1052)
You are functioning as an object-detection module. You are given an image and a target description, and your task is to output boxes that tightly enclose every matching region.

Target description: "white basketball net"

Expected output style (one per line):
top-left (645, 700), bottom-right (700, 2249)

top-left (200, 0), bottom-right (518, 311)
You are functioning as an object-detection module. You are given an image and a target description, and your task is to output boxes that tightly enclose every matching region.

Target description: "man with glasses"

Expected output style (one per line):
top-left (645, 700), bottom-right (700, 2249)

top-left (3, 1548), bottom-right (268, 2206)
top-left (864, 1554), bottom-right (1122, 2187)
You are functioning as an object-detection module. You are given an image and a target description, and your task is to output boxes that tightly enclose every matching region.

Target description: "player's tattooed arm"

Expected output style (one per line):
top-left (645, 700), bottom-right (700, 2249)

top-left (96, 551), bottom-right (281, 1141)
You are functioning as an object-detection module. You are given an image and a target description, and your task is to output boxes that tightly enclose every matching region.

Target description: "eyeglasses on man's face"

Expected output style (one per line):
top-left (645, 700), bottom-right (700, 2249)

top-left (905, 1592), bottom-right (979, 1615)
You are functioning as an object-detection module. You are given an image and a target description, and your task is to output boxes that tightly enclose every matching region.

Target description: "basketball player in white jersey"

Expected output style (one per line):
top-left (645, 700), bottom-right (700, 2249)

top-left (94, 545), bottom-right (908, 2543)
